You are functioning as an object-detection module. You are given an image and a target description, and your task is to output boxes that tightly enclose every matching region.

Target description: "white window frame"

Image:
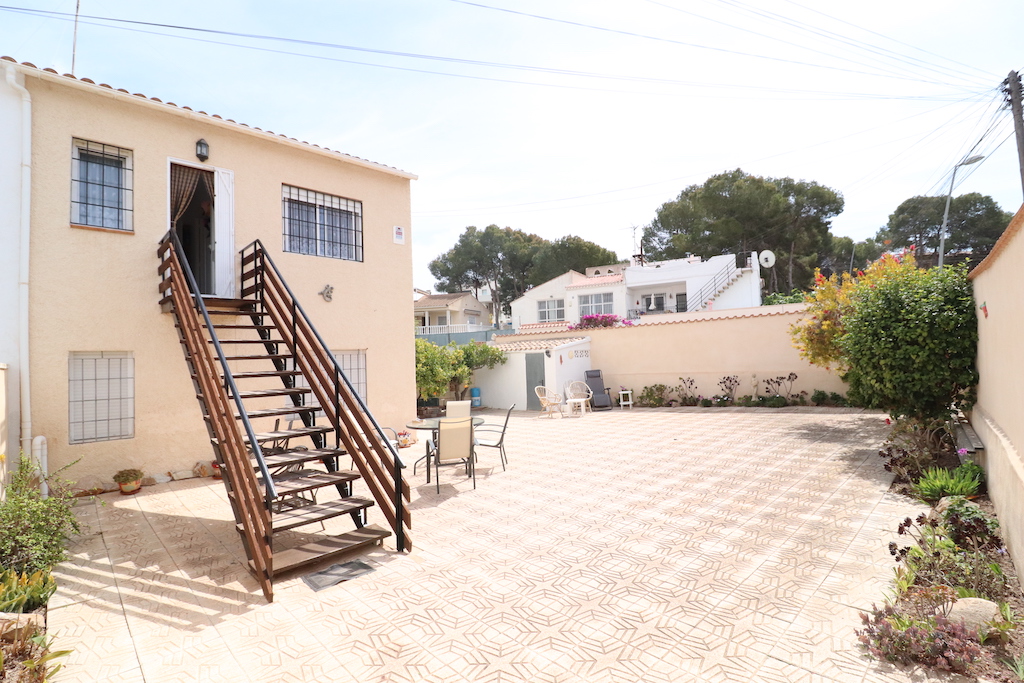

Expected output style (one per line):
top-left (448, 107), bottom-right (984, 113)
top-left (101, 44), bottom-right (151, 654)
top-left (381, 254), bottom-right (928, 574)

top-left (538, 299), bottom-right (565, 322)
top-left (282, 185), bottom-right (363, 261)
top-left (69, 351), bottom-right (135, 444)
top-left (579, 292), bottom-right (614, 317)
top-left (71, 139), bottom-right (134, 231)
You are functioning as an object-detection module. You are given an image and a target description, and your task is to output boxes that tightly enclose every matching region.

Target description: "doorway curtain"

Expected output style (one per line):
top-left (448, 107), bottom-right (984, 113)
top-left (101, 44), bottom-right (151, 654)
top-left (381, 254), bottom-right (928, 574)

top-left (170, 164), bottom-right (215, 227)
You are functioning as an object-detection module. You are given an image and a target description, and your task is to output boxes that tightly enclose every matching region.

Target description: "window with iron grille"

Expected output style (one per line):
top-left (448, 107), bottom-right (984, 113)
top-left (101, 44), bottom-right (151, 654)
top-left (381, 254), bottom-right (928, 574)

top-left (282, 185), bottom-right (362, 261)
top-left (71, 139), bottom-right (133, 231)
top-left (578, 292), bottom-right (614, 317)
top-left (537, 299), bottom-right (565, 322)
top-left (289, 350), bottom-right (368, 420)
top-left (69, 352), bottom-right (135, 444)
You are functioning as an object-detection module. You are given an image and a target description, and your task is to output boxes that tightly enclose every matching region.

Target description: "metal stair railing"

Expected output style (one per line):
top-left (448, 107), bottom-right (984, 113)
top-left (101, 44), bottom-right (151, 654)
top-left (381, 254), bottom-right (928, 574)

top-left (240, 239), bottom-right (411, 552)
top-left (157, 230), bottom-right (276, 601)
top-left (687, 258), bottom-right (740, 312)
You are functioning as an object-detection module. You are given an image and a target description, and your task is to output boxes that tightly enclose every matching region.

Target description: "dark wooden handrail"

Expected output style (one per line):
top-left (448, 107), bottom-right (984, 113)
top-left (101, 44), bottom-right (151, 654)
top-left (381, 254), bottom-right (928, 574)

top-left (157, 231), bottom-right (275, 600)
top-left (241, 240), bottom-right (412, 551)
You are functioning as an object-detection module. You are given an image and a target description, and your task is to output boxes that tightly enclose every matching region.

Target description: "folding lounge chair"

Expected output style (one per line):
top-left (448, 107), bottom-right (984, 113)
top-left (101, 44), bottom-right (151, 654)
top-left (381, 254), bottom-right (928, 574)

top-left (584, 370), bottom-right (613, 411)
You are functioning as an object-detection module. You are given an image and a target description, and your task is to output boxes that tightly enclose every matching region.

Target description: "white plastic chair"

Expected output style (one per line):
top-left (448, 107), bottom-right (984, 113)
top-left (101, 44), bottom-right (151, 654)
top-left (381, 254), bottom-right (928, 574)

top-left (446, 400), bottom-right (472, 418)
top-left (564, 381), bottom-right (593, 417)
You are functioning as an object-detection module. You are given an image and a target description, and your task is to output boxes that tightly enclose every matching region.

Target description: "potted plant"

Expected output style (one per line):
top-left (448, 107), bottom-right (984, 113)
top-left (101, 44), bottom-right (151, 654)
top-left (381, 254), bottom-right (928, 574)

top-left (112, 468), bottom-right (144, 495)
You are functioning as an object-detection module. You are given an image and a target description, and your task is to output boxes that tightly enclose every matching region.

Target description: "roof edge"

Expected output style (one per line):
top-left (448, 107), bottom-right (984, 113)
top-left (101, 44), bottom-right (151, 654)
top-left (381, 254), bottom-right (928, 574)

top-left (3, 58), bottom-right (418, 180)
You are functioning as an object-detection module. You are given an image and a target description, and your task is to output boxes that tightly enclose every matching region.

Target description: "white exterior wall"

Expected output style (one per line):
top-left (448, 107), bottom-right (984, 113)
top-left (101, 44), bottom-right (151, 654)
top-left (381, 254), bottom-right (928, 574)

top-left (0, 68), bottom-right (25, 456)
top-left (708, 269), bottom-right (761, 310)
top-left (510, 272), bottom-right (577, 327)
top-left (550, 339), bottom-right (592, 395)
top-left (474, 353), bottom-right (527, 410)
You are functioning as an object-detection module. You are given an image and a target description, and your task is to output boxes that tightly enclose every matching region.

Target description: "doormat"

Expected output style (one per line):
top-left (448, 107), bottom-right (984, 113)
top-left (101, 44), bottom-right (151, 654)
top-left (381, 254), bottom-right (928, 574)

top-left (301, 560), bottom-right (375, 592)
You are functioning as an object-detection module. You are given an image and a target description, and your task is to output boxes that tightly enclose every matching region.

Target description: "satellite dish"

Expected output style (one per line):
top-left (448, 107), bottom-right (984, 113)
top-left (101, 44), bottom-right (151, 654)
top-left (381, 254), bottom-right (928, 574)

top-left (758, 250), bottom-right (776, 268)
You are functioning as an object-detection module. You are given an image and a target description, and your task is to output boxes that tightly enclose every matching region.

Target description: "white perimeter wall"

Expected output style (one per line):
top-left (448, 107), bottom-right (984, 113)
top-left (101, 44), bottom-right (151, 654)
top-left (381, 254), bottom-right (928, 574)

top-left (969, 205), bottom-right (1024, 588)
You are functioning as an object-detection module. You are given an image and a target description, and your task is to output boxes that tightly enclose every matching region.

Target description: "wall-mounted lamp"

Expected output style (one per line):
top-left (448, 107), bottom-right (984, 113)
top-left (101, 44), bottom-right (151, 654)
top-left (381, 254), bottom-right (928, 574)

top-left (195, 139), bottom-right (210, 162)
top-left (544, 349), bottom-right (551, 357)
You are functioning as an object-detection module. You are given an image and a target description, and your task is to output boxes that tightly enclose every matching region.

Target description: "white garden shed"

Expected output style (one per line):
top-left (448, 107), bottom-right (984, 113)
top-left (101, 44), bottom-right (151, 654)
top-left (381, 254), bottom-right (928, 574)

top-left (473, 336), bottom-right (592, 412)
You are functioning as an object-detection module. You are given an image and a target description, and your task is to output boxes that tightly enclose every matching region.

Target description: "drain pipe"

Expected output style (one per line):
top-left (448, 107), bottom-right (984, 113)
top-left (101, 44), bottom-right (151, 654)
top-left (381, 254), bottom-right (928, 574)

top-left (4, 64), bottom-right (37, 482)
top-left (32, 436), bottom-right (47, 498)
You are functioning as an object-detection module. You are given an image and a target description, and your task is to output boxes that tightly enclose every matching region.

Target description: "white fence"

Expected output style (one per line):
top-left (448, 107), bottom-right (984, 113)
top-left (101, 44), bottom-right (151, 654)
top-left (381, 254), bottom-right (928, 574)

top-left (415, 323), bottom-right (493, 336)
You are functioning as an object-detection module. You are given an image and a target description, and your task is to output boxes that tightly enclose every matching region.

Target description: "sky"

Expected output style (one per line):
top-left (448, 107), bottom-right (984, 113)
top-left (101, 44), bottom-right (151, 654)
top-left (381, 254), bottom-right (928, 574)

top-left (2, 0), bottom-right (1023, 291)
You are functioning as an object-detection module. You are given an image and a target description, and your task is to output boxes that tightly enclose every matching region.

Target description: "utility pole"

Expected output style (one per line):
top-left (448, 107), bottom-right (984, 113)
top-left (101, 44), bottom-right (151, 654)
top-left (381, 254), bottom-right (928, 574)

top-left (1005, 70), bottom-right (1024, 201)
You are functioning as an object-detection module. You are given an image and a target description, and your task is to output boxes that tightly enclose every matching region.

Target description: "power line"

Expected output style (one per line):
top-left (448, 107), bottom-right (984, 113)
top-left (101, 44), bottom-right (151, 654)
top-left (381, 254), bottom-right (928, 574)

top-left (0, 5), bottom-right (981, 102)
top-left (447, 0), bottom-right (980, 89)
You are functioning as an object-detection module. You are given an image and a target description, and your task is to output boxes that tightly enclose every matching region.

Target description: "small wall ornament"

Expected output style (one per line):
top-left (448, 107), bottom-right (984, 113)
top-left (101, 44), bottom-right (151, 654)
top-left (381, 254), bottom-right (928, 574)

top-left (318, 284), bottom-right (334, 302)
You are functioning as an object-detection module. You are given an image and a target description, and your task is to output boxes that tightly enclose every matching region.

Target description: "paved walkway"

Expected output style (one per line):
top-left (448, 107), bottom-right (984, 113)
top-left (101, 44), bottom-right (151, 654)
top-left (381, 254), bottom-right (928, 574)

top-left (50, 408), bottom-right (936, 682)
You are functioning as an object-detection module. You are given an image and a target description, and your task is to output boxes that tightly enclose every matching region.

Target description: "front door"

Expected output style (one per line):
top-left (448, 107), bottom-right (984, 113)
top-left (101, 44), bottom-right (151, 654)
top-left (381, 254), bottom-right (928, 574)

top-left (525, 353), bottom-right (545, 411)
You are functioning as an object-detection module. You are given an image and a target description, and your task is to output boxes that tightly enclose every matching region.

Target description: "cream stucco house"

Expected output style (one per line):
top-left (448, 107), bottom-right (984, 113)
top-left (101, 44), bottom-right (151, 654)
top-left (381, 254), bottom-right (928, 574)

top-left (413, 291), bottom-right (490, 334)
top-left (0, 58), bottom-right (417, 491)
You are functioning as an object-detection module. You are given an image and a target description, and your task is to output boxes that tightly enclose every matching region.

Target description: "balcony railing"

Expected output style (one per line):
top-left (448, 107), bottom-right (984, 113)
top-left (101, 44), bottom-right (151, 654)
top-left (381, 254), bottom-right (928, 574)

top-left (415, 323), bottom-right (493, 335)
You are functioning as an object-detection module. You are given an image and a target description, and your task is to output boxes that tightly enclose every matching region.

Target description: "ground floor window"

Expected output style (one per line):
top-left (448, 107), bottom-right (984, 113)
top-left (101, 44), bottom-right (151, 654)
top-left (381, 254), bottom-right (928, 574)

top-left (69, 351), bottom-right (135, 444)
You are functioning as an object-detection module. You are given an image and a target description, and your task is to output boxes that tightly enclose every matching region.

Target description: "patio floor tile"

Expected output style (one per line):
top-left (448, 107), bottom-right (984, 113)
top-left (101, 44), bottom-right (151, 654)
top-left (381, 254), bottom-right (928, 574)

top-left (48, 407), bottom-right (927, 682)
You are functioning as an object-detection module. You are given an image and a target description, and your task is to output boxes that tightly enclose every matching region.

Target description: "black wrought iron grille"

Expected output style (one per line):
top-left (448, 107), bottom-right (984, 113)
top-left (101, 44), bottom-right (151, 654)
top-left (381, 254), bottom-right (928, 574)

top-left (71, 139), bottom-right (134, 231)
top-left (282, 185), bottom-right (363, 261)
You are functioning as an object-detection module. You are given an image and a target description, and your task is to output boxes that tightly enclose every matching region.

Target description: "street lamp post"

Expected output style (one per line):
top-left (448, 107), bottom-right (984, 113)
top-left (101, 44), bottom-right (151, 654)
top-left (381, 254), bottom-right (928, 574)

top-left (938, 154), bottom-right (984, 267)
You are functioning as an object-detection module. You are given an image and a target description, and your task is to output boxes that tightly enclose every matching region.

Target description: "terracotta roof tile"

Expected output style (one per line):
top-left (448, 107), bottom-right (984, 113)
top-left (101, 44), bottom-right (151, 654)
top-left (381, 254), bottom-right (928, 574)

top-left (491, 336), bottom-right (587, 352)
top-left (0, 57), bottom-right (416, 179)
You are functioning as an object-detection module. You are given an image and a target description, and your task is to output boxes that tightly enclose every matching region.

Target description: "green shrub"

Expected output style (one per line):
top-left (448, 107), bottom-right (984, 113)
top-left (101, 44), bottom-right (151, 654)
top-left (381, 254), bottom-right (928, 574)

top-left (635, 384), bottom-right (670, 407)
top-left (112, 468), bottom-right (144, 484)
top-left (0, 457), bottom-right (80, 574)
top-left (811, 389), bottom-right (828, 406)
top-left (0, 569), bottom-right (57, 613)
top-left (842, 263), bottom-right (977, 422)
top-left (913, 467), bottom-right (980, 503)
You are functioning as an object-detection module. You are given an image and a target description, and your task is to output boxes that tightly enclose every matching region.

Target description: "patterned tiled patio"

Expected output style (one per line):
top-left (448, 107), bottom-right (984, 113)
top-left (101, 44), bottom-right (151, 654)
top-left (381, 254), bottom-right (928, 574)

top-left (49, 407), bottom-right (936, 682)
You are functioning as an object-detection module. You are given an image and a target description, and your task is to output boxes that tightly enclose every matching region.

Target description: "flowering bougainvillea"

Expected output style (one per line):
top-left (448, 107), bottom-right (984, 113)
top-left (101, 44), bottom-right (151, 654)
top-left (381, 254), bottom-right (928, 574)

top-left (567, 314), bottom-right (634, 330)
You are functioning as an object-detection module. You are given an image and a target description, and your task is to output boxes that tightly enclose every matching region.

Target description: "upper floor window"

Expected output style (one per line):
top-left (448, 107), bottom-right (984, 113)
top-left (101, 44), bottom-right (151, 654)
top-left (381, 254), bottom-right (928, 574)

top-left (71, 139), bottom-right (134, 231)
top-left (579, 292), bottom-right (614, 317)
top-left (538, 299), bottom-right (565, 322)
top-left (282, 185), bottom-right (362, 261)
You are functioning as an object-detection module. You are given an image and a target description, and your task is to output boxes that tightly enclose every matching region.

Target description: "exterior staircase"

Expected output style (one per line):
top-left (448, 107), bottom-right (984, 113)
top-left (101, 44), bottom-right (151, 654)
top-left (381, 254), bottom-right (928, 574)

top-left (157, 232), bottom-right (410, 601)
top-left (687, 256), bottom-right (752, 312)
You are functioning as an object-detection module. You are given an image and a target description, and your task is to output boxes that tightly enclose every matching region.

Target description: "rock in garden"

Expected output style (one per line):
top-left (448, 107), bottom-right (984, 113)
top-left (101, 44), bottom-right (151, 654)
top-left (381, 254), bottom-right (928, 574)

top-left (945, 597), bottom-right (999, 632)
top-left (935, 496), bottom-right (983, 517)
top-left (171, 470), bottom-right (196, 481)
top-left (152, 474), bottom-right (172, 484)
top-left (192, 461), bottom-right (213, 478)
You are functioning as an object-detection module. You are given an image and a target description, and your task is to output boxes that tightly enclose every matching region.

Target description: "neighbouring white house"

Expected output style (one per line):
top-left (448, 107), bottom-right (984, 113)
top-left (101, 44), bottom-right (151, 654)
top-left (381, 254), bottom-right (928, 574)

top-left (510, 253), bottom-right (761, 330)
top-left (414, 291), bottom-right (491, 335)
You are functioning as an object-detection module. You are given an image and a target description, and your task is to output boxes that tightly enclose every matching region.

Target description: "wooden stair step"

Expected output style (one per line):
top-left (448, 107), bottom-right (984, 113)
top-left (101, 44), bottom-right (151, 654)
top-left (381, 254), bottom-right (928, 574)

top-left (240, 406), bottom-right (320, 420)
top-left (237, 388), bottom-right (311, 400)
top-left (243, 425), bottom-right (333, 445)
top-left (265, 471), bottom-right (360, 496)
top-left (209, 324), bottom-right (275, 330)
top-left (228, 369), bottom-right (303, 380)
top-left (258, 525), bottom-right (391, 576)
top-left (257, 498), bottom-right (376, 533)
top-left (257, 448), bottom-right (347, 469)
top-left (199, 297), bottom-right (255, 310)
top-left (223, 353), bottom-right (293, 361)
top-left (202, 309), bottom-right (257, 317)
top-left (207, 339), bottom-right (283, 345)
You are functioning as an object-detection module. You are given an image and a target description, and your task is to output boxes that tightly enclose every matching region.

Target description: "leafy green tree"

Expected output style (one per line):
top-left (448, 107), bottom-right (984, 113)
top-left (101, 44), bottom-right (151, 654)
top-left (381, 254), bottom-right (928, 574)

top-left (822, 235), bottom-right (885, 278)
top-left (643, 169), bottom-right (843, 292)
top-left (877, 193), bottom-right (1012, 267)
top-left (429, 225), bottom-right (546, 316)
top-left (841, 263), bottom-right (978, 421)
top-left (415, 339), bottom-right (459, 399)
top-left (528, 236), bottom-right (619, 286)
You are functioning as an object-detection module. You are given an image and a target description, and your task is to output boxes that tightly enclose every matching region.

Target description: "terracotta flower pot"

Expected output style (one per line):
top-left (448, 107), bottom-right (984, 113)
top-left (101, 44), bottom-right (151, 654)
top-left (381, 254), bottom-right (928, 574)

top-left (117, 480), bottom-right (142, 495)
